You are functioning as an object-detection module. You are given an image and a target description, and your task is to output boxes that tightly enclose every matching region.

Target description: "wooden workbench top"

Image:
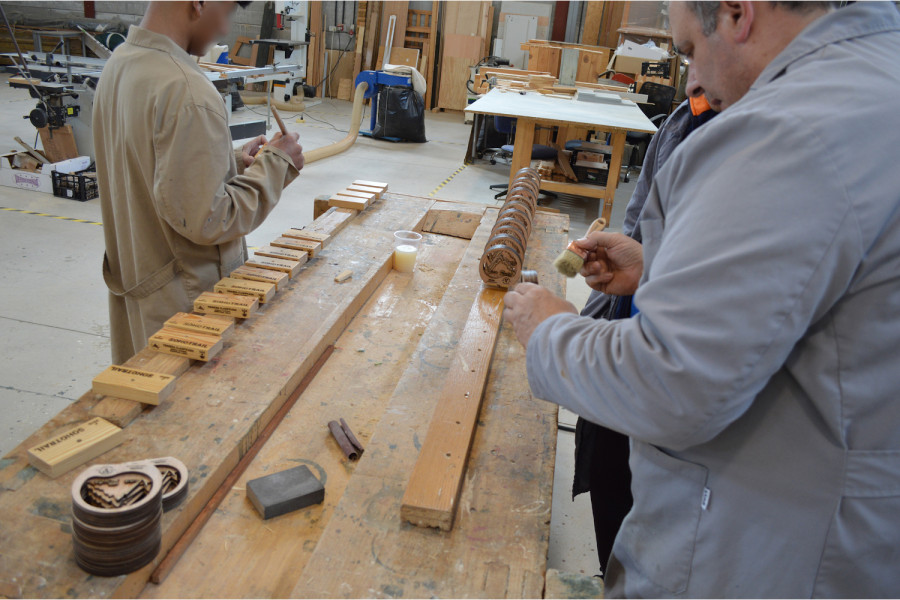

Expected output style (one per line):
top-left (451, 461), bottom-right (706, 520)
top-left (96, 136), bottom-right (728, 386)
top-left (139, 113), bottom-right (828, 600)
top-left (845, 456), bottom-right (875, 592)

top-left (0, 193), bottom-right (569, 599)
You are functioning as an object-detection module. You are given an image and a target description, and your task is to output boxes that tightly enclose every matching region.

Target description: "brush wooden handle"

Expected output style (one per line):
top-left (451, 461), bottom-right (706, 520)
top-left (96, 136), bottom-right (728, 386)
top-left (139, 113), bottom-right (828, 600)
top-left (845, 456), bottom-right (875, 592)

top-left (271, 106), bottom-right (288, 136)
top-left (585, 218), bottom-right (608, 236)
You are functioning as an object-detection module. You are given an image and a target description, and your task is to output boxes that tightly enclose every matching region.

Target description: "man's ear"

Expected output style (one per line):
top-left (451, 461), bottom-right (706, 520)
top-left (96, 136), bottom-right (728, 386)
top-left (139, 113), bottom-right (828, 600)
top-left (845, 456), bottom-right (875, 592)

top-left (719, 1), bottom-right (754, 44)
top-left (189, 1), bottom-right (204, 21)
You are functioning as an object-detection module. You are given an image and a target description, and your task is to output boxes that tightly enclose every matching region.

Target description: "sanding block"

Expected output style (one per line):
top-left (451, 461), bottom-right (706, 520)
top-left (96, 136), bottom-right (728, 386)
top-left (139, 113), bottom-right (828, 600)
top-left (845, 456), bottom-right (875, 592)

top-left (246, 465), bottom-right (324, 520)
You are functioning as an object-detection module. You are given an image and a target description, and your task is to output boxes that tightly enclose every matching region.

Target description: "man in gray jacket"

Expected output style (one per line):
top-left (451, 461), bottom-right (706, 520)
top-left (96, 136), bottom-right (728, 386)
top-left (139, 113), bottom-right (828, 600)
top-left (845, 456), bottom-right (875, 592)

top-left (505, 2), bottom-right (900, 596)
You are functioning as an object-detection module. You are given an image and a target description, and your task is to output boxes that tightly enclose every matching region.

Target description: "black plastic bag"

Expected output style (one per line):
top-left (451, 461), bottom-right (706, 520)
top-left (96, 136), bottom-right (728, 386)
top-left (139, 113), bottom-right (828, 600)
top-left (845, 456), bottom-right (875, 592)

top-left (372, 85), bottom-right (427, 142)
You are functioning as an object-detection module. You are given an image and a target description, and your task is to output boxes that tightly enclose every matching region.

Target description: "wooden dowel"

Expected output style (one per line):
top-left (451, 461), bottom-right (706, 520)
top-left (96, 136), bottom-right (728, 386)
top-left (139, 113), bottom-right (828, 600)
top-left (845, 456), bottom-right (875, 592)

top-left (271, 106), bottom-right (288, 136)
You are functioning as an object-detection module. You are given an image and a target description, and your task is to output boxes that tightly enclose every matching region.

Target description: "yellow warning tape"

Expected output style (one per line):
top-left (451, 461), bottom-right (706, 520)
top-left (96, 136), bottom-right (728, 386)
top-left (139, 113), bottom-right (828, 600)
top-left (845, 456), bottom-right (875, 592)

top-left (1, 206), bottom-right (103, 226)
top-left (427, 163), bottom-right (468, 198)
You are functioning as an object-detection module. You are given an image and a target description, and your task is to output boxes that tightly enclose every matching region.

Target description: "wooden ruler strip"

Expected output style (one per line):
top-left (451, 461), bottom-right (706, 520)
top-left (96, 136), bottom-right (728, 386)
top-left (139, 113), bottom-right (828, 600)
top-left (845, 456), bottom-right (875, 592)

top-left (335, 189), bottom-right (376, 203)
top-left (328, 195), bottom-right (368, 211)
top-left (254, 245), bottom-right (310, 262)
top-left (304, 206), bottom-right (357, 237)
top-left (27, 417), bottom-right (124, 479)
top-left (194, 291), bottom-right (259, 319)
top-left (346, 184), bottom-right (382, 198)
top-left (150, 345), bottom-right (335, 585)
top-left (230, 265), bottom-right (289, 291)
top-left (165, 312), bottom-right (235, 338)
top-left (214, 277), bottom-right (277, 304)
top-left (271, 237), bottom-right (322, 257)
top-left (92, 365), bottom-right (177, 407)
top-left (400, 286), bottom-right (506, 530)
top-left (149, 327), bottom-right (223, 362)
top-left (352, 179), bottom-right (388, 192)
top-left (245, 255), bottom-right (304, 278)
top-left (90, 350), bottom-right (191, 428)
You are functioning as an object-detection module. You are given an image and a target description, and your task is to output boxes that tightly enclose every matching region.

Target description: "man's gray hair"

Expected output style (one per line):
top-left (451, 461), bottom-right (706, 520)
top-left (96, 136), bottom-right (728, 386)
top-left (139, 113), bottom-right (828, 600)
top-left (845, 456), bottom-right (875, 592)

top-left (684, 1), bottom-right (838, 36)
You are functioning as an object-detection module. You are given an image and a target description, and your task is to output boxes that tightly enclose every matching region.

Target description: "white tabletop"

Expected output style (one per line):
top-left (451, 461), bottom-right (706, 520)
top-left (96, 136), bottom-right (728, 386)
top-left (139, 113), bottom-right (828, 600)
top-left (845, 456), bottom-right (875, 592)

top-left (466, 88), bottom-right (658, 134)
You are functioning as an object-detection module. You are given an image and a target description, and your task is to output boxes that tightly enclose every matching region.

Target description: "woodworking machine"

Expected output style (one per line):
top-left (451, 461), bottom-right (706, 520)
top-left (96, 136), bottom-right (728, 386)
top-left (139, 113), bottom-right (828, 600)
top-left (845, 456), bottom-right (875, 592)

top-left (3, 51), bottom-right (304, 160)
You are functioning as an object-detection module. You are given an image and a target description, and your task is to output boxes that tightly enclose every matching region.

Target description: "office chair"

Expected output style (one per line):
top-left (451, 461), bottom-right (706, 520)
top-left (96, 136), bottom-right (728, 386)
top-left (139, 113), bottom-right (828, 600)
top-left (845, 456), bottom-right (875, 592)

top-left (487, 116), bottom-right (558, 200)
top-left (623, 81), bottom-right (677, 183)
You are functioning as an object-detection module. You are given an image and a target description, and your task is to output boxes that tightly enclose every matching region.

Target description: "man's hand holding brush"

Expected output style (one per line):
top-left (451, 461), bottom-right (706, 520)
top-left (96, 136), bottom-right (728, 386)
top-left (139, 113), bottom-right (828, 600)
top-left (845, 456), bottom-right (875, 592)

top-left (505, 231), bottom-right (645, 348)
top-left (574, 232), bottom-right (643, 296)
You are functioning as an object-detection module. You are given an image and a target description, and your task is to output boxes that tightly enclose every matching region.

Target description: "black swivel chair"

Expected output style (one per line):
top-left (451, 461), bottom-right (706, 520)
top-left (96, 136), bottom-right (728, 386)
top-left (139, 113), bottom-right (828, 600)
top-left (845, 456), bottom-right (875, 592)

top-left (622, 81), bottom-right (677, 183)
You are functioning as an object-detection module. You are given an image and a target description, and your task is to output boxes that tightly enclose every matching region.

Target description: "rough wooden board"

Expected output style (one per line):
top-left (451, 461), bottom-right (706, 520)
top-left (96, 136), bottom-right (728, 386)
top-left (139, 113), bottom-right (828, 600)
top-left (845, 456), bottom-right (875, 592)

top-left (438, 54), bottom-right (480, 111)
top-left (544, 568), bottom-right (605, 599)
top-left (304, 206), bottom-right (357, 236)
top-left (142, 234), bottom-right (469, 599)
top-left (400, 285), bottom-right (506, 530)
top-left (581, 1), bottom-right (605, 46)
top-left (92, 366), bottom-right (177, 407)
top-left (379, 1), bottom-right (409, 51)
top-left (0, 196), bottom-right (435, 599)
top-left (38, 125), bottom-right (79, 163)
top-left (377, 45), bottom-right (419, 68)
top-left (26, 417), bottom-right (123, 479)
top-left (292, 210), bottom-right (569, 597)
top-left (89, 350), bottom-right (192, 427)
top-left (421, 201), bottom-right (486, 239)
top-left (329, 195), bottom-right (368, 211)
top-left (576, 49), bottom-right (611, 84)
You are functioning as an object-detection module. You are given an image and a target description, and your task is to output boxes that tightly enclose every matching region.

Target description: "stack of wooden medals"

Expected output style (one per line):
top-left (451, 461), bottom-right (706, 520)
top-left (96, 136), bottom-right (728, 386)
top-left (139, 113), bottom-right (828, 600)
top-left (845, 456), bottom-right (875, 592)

top-left (71, 457), bottom-right (189, 576)
top-left (480, 167), bottom-right (539, 288)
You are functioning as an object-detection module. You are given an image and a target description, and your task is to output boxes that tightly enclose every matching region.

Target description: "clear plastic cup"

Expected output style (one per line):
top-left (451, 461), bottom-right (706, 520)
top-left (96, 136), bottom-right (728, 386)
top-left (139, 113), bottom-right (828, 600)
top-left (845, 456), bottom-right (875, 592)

top-left (393, 230), bottom-right (423, 273)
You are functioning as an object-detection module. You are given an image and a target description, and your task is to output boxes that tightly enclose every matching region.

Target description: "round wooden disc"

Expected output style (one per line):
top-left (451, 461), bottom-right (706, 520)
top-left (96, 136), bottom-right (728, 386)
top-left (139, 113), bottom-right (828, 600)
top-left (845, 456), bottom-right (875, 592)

top-left (149, 456), bottom-right (189, 512)
top-left (510, 178), bottom-right (540, 199)
top-left (503, 198), bottom-right (535, 220)
top-left (507, 187), bottom-right (537, 212)
top-left (488, 223), bottom-right (528, 256)
top-left (488, 232), bottom-right (525, 257)
top-left (514, 167), bottom-right (541, 185)
top-left (498, 208), bottom-right (533, 236)
top-left (480, 243), bottom-right (523, 288)
top-left (493, 216), bottom-right (529, 242)
top-left (72, 461), bottom-right (163, 527)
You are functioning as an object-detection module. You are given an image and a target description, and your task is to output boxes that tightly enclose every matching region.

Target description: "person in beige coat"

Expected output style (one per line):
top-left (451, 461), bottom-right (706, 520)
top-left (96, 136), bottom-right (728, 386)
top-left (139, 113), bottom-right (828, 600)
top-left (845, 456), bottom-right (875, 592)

top-left (93, 1), bottom-right (304, 363)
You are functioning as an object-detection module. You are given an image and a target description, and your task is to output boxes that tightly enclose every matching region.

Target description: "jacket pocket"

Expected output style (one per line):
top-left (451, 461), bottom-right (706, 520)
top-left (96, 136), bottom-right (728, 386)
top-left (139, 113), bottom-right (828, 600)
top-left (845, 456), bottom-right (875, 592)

top-left (616, 441), bottom-right (708, 595)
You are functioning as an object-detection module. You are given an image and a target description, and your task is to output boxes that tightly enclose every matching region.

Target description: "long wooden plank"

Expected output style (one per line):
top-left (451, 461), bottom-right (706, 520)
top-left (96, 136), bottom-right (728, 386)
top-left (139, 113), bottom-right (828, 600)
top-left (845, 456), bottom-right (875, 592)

top-left (0, 196), bottom-right (433, 599)
top-left (400, 286), bottom-right (505, 530)
top-left (293, 209), bottom-right (568, 597)
top-left (142, 233), bottom-right (470, 598)
top-left (581, 0), bottom-right (605, 46)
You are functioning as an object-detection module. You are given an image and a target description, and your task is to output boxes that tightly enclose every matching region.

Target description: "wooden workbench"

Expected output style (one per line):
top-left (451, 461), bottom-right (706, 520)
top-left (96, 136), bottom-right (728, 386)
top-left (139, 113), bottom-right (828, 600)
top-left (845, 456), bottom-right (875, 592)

top-left (466, 88), bottom-right (657, 223)
top-left (0, 192), bottom-right (569, 598)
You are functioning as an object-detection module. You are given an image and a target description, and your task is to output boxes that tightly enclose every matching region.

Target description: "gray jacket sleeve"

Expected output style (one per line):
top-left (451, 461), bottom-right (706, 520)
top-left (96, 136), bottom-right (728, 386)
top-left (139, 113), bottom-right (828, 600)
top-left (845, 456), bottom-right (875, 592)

top-left (526, 110), bottom-right (863, 451)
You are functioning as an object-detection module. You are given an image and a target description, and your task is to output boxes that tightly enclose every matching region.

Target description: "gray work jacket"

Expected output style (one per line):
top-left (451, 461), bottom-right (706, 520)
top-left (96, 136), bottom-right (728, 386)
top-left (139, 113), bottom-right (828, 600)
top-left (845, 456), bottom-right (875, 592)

top-left (527, 4), bottom-right (900, 597)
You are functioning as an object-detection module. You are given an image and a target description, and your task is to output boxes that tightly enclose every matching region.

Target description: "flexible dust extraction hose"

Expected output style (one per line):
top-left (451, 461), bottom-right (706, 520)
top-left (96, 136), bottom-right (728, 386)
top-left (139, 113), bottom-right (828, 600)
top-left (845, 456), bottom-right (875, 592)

top-left (239, 81), bottom-right (368, 164)
top-left (304, 81), bottom-right (368, 164)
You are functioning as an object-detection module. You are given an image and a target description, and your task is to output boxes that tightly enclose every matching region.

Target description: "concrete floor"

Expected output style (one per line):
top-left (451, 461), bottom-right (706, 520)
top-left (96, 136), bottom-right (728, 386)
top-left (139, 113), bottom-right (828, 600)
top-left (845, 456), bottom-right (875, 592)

top-left (0, 72), bottom-right (635, 577)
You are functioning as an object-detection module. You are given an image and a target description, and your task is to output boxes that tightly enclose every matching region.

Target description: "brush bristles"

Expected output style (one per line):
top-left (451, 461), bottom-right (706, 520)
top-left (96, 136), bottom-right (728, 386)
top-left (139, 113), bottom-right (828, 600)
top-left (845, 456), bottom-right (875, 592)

top-left (553, 249), bottom-right (585, 278)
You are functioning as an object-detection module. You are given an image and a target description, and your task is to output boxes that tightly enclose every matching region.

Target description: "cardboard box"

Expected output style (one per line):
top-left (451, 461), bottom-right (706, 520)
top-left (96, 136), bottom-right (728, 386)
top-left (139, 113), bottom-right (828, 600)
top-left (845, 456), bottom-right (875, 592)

top-left (0, 153), bottom-right (91, 195)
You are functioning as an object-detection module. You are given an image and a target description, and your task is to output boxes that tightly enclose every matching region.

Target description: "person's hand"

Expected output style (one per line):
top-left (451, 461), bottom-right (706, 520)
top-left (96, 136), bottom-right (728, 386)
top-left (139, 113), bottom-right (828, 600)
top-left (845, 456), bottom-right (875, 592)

top-left (240, 134), bottom-right (268, 167)
top-left (574, 232), bottom-right (643, 296)
top-left (267, 131), bottom-right (305, 171)
top-left (503, 283), bottom-right (578, 347)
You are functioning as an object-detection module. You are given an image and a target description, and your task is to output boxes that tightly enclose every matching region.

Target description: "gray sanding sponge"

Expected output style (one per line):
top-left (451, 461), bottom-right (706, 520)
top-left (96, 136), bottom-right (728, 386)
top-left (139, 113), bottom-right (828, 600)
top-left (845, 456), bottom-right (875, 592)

top-left (246, 465), bottom-right (324, 520)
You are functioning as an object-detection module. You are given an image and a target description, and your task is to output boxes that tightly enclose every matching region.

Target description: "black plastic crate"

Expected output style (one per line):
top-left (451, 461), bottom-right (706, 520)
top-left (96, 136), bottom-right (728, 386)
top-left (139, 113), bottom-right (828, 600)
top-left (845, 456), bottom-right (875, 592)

top-left (52, 169), bottom-right (98, 202)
